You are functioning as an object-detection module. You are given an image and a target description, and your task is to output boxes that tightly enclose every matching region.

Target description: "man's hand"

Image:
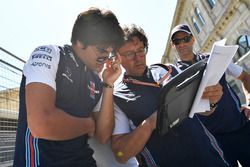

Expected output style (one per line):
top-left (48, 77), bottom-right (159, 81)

top-left (199, 83), bottom-right (223, 116)
top-left (202, 83), bottom-right (223, 105)
top-left (102, 55), bottom-right (122, 85)
top-left (241, 105), bottom-right (250, 120)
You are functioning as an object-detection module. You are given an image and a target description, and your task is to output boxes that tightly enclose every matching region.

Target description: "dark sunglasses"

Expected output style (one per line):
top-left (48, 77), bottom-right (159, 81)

top-left (172, 35), bottom-right (192, 45)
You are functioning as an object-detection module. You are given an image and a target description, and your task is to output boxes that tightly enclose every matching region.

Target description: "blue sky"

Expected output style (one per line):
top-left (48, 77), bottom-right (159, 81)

top-left (0, 0), bottom-right (177, 65)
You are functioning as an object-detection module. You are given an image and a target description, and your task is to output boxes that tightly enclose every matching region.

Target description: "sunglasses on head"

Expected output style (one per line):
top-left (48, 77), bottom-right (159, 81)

top-left (172, 35), bottom-right (192, 45)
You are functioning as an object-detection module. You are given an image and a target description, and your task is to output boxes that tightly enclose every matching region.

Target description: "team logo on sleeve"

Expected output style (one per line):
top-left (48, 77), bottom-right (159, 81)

top-left (31, 61), bottom-right (51, 69)
top-left (34, 46), bottom-right (52, 54)
top-left (32, 54), bottom-right (52, 61)
top-left (88, 81), bottom-right (100, 99)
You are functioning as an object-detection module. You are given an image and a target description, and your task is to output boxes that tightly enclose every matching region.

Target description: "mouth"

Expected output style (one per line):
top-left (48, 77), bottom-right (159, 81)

top-left (135, 64), bottom-right (145, 69)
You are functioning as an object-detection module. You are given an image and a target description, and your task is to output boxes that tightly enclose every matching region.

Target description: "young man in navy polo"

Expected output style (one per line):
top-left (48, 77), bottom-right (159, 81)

top-left (13, 8), bottom-right (124, 167)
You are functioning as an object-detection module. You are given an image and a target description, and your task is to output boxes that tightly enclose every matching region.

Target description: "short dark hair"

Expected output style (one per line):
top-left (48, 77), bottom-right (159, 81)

top-left (122, 24), bottom-right (148, 51)
top-left (71, 7), bottom-right (124, 50)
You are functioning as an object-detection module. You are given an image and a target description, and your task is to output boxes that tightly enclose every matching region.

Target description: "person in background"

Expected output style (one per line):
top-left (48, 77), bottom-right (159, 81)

top-left (171, 23), bottom-right (250, 167)
top-left (111, 24), bottom-right (229, 167)
top-left (13, 7), bottom-right (124, 167)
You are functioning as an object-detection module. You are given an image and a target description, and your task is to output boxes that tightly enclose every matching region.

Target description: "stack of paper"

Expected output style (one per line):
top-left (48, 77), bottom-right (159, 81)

top-left (189, 39), bottom-right (239, 117)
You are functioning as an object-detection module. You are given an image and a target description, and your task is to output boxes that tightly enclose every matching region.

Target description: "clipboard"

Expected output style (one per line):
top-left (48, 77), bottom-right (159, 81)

top-left (156, 60), bottom-right (207, 135)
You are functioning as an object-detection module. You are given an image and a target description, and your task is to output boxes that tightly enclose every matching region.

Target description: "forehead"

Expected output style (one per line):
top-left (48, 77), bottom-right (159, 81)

top-left (118, 37), bottom-right (144, 53)
top-left (172, 31), bottom-right (190, 39)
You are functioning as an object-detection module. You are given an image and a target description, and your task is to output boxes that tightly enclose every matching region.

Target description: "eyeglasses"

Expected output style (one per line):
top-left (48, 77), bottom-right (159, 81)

top-left (90, 46), bottom-right (115, 63)
top-left (172, 35), bottom-right (192, 45)
top-left (119, 48), bottom-right (147, 60)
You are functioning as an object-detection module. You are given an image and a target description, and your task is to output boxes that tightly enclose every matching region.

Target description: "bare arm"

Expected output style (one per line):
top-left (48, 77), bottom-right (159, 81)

top-left (111, 112), bottom-right (156, 163)
top-left (93, 57), bottom-right (122, 143)
top-left (237, 70), bottom-right (250, 104)
top-left (26, 83), bottom-right (95, 140)
top-left (92, 87), bottom-right (115, 143)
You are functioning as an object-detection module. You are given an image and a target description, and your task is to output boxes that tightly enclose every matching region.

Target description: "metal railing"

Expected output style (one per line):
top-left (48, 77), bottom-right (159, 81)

top-left (0, 47), bottom-right (25, 167)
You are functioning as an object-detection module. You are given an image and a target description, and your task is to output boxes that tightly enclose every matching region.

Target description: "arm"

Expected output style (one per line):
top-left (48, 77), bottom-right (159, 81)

top-left (26, 83), bottom-right (95, 140)
top-left (227, 63), bottom-right (250, 104)
top-left (241, 105), bottom-right (250, 120)
top-left (93, 57), bottom-right (122, 143)
top-left (111, 112), bottom-right (156, 163)
top-left (237, 70), bottom-right (250, 104)
top-left (92, 87), bottom-right (115, 143)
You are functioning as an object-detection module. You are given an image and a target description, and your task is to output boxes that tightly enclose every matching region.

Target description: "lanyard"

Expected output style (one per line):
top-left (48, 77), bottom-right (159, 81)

top-left (123, 65), bottom-right (172, 88)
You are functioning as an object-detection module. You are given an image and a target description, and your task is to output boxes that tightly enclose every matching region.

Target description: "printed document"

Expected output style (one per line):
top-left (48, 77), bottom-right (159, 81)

top-left (189, 39), bottom-right (239, 117)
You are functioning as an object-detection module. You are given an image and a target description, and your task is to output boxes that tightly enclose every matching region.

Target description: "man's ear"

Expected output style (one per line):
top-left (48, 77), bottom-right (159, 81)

top-left (191, 36), bottom-right (195, 43)
top-left (76, 40), bottom-right (86, 49)
top-left (171, 41), bottom-right (176, 48)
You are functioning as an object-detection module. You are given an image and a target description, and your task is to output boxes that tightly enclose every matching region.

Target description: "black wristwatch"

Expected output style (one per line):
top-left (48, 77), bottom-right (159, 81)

top-left (102, 82), bottom-right (114, 88)
top-left (210, 102), bottom-right (218, 110)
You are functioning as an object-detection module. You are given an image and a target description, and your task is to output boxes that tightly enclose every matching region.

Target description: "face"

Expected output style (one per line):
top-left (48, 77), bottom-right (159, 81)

top-left (73, 41), bottom-right (113, 72)
top-left (172, 31), bottom-right (195, 61)
top-left (118, 37), bottom-right (147, 77)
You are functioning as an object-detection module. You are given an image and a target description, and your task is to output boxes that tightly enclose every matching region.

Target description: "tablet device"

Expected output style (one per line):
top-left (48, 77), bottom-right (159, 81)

top-left (156, 60), bottom-right (207, 135)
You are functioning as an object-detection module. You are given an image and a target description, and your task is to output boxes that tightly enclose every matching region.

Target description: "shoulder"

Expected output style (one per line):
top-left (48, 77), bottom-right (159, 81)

top-left (27, 45), bottom-right (61, 66)
top-left (23, 45), bottom-right (62, 90)
top-left (150, 63), bottom-right (180, 76)
top-left (226, 62), bottom-right (243, 78)
top-left (31, 45), bottom-right (61, 59)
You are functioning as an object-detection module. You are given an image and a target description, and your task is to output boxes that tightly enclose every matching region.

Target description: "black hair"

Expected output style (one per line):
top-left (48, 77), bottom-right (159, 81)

top-left (71, 7), bottom-right (124, 50)
top-left (122, 24), bottom-right (148, 51)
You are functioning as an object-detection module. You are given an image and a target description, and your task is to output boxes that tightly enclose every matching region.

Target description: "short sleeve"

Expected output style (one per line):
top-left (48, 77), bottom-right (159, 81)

top-left (23, 45), bottom-right (60, 91)
top-left (92, 95), bottom-right (102, 112)
top-left (226, 63), bottom-right (243, 78)
top-left (113, 103), bottom-right (131, 135)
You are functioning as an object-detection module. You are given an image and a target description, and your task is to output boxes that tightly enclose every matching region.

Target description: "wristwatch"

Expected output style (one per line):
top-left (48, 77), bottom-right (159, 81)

top-left (210, 102), bottom-right (218, 110)
top-left (102, 82), bottom-right (114, 88)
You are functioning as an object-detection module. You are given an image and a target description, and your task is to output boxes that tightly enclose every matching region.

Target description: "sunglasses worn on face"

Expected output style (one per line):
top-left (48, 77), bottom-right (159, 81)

top-left (172, 35), bottom-right (192, 45)
top-left (120, 48), bottom-right (147, 60)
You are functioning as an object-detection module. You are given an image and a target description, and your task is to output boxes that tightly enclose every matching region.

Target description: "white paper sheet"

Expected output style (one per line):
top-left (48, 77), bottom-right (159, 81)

top-left (189, 39), bottom-right (239, 117)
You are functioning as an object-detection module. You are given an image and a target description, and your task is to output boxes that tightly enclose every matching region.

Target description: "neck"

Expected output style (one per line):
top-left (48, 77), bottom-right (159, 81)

top-left (180, 53), bottom-right (195, 62)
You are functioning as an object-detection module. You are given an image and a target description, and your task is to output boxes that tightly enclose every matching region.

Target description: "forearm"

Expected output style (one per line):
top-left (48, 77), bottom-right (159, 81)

top-left (238, 71), bottom-right (250, 103)
top-left (112, 120), bottom-right (154, 163)
top-left (94, 87), bottom-right (115, 143)
top-left (28, 107), bottom-right (94, 140)
top-left (26, 83), bottom-right (94, 140)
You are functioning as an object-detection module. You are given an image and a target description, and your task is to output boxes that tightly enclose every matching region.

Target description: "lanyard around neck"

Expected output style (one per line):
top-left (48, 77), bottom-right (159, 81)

top-left (123, 65), bottom-right (172, 88)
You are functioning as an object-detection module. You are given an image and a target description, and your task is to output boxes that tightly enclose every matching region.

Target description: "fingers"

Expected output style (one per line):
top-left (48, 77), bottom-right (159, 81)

top-left (202, 83), bottom-right (223, 103)
top-left (106, 57), bottom-right (121, 71)
top-left (102, 57), bottom-right (122, 84)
